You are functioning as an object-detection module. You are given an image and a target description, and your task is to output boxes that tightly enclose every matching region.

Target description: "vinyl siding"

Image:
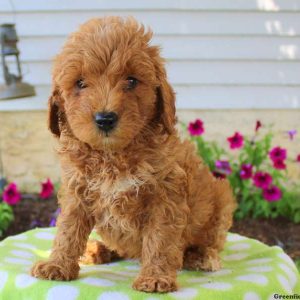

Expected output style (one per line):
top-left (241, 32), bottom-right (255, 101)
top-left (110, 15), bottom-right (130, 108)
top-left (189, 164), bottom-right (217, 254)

top-left (0, 0), bottom-right (300, 110)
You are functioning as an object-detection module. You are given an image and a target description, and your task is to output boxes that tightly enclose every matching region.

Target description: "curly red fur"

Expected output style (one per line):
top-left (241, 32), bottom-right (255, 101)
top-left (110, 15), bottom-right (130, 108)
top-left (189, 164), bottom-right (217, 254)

top-left (31, 16), bottom-right (236, 293)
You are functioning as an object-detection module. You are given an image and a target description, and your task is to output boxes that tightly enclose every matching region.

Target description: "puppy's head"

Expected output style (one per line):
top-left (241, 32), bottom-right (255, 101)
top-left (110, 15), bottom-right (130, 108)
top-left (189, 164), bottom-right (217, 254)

top-left (49, 16), bottom-right (176, 151)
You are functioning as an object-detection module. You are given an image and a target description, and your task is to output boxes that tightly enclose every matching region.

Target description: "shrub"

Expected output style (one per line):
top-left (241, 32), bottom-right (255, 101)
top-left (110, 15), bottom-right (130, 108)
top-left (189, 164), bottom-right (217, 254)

top-left (185, 120), bottom-right (300, 222)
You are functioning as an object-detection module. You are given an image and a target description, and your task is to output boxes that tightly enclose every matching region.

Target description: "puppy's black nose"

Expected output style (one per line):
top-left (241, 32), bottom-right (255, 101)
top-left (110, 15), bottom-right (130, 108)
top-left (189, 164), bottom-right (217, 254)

top-left (94, 111), bottom-right (118, 132)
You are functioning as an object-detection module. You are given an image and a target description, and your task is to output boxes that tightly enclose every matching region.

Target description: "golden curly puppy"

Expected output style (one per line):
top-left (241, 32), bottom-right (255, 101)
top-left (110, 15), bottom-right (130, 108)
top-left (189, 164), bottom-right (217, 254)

top-left (31, 16), bottom-right (236, 293)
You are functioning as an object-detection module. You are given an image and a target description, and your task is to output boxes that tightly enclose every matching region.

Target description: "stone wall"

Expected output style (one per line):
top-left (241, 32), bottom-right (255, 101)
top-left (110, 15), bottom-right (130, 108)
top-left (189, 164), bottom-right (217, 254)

top-left (0, 111), bottom-right (60, 192)
top-left (0, 110), bottom-right (299, 192)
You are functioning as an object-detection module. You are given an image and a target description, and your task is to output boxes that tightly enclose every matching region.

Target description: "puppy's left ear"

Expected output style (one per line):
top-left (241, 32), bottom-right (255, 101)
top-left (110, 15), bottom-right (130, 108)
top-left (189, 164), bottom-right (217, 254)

top-left (155, 59), bottom-right (176, 134)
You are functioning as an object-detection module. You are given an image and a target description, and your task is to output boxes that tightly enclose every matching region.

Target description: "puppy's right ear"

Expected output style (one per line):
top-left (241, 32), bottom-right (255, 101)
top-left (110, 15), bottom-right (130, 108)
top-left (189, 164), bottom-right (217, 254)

top-left (48, 88), bottom-right (62, 137)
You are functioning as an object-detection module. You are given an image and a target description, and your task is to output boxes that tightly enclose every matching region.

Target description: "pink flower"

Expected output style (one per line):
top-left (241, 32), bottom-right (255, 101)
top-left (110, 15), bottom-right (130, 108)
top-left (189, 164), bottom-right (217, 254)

top-left (227, 132), bottom-right (244, 149)
top-left (188, 119), bottom-right (204, 136)
top-left (297, 154), bottom-right (300, 163)
top-left (3, 182), bottom-right (21, 205)
top-left (255, 120), bottom-right (262, 132)
top-left (215, 160), bottom-right (232, 175)
top-left (240, 164), bottom-right (253, 179)
top-left (253, 172), bottom-right (272, 189)
top-left (39, 178), bottom-right (54, 199)
top-left (288, 129), bottom-right (297, 141)
top-left (269, 146), bottom-right (287, 162)
top-left (263, 185), bottom-right (282, 202)
top-left (272, 159), bottom-right (286, 170)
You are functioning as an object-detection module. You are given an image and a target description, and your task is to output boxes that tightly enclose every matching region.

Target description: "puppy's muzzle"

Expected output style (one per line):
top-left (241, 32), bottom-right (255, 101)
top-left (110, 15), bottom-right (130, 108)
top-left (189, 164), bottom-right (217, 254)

top-left (94, 111), bottom-right (118, 133)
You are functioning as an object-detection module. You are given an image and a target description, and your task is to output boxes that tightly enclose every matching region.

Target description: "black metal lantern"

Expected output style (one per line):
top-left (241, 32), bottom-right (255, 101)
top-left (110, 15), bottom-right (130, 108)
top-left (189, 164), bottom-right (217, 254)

top-left (0, 23), bottom-right (35, 100)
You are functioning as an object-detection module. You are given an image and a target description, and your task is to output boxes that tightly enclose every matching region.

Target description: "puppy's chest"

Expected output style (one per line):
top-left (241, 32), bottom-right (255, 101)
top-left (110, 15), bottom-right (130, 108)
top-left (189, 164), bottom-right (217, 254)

top-left (83, 154), bottom-right (151, 200)
top-left (79, 155), bottom-right (154, 230)
top-left (85, 170), bottom-right (144, 202)
top-left (90, 175), bottom-right (147, 243)
top-left (83, 161), bottom-right (145, 212)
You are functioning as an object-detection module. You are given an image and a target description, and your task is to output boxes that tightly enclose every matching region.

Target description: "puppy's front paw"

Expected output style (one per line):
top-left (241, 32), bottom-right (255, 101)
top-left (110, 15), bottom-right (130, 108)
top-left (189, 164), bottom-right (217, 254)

top-left (132, 275), bottom-right (178, 293)
top-left (31, 260), bottom-right (79, 281)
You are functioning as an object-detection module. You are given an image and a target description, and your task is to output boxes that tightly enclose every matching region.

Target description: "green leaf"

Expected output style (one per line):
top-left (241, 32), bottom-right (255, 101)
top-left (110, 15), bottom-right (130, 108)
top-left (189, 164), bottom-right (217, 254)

top-left (0, 202), bottom-right (14, 237)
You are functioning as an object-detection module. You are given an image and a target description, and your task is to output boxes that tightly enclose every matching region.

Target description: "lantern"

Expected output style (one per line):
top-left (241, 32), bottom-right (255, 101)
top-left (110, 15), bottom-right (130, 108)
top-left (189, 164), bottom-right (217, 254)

top-left (0, 23), bottom-right (35, 100)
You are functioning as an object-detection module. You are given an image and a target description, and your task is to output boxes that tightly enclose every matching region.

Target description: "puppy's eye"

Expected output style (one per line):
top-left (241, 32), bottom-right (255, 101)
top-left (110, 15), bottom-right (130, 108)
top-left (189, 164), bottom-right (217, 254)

top-left (126, 76), bottom-right (138, 90)
top-left (76, 79), bottom-right (87, 89)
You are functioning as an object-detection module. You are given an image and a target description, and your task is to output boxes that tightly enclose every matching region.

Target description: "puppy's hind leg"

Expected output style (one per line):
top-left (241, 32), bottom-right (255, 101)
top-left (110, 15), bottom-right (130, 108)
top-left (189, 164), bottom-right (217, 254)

top-left (80, 240), bottom-right (121, 265)
top-left (184, 179), bottom-right (236, 272)
top-left (183, 246), bottom-right (221, 272)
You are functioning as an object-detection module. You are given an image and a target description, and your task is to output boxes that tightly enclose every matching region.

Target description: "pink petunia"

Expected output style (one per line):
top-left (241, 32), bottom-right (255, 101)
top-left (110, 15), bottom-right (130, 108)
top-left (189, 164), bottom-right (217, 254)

top-left (263, 185), bottom-right (282, 202)
top-left (272, 159), bottom-right (286, 170)
top-left (39, 178), bottom-right (54, 199)
top-left (215, 160), bottom-right (232, 175)
top-left (227, 132), bottom-right (244, 149)
top-left (255, 120), bottom-right (262, 132)
top-left (269, 146), bottom-right (287, 162)
top-left (240, 164), bottom-right (253, 179)
top-left (253, 172), bottom-right (272, 189)
top-left (3, 182), bottom-right (21, 205)
top-left (297, 154), bottom-right (300, 163)
top-left (188, 119), bottom-right (205, 136)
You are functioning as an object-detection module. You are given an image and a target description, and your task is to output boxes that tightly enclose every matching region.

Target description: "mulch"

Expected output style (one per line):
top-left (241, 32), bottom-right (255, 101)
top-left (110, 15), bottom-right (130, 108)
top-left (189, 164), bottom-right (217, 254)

top-left (1, 196), bottom-right (300, 262)
top-left (1, 195), bottom-right (58, 240)
top-left (231, 217), bottom-right (300, 260)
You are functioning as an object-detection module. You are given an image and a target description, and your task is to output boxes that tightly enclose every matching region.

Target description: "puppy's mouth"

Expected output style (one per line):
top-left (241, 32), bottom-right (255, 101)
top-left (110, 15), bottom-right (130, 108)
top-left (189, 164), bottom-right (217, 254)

top-left (103, 131), bottom-right (110, 138)
top-left (98, 126), bottom-right (117, 138)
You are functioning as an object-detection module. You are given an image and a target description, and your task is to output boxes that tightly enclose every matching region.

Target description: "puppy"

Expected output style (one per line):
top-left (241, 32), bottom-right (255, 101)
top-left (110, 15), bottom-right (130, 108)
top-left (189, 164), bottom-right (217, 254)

top-left (31, 16), bottom-right (236, 293)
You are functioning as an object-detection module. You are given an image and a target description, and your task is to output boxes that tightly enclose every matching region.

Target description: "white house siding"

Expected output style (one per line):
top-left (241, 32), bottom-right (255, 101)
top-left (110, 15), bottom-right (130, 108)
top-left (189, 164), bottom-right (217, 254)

top-left (0, 0), bottom-right (300, 110)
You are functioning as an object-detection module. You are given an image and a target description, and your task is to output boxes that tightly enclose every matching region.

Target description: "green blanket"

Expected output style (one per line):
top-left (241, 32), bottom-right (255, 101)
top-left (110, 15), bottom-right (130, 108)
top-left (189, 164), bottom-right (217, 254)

top-left (0, 228), bottom-right (299, 299)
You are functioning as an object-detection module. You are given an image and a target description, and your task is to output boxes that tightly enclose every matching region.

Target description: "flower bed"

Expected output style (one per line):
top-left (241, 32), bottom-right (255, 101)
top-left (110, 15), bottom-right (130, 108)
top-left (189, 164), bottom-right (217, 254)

top-left (186, 119), bottom-right (300, 222)
top-left (0, 178), bottom-right (57, 237)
